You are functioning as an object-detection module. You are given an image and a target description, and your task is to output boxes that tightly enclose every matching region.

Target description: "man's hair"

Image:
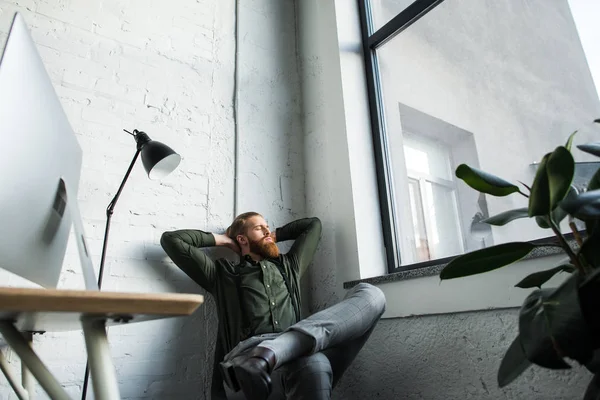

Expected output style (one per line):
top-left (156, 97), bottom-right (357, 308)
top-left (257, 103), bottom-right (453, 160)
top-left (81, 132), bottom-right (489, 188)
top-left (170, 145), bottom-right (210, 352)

top-left (226, 211), bottom-right (262, 240)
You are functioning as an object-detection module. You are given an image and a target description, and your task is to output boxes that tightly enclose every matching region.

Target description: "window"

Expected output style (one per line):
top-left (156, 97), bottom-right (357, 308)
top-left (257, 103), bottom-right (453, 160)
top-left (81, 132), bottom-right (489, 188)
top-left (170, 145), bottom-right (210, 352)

top-left (358, 0), bottom-right (600, 272)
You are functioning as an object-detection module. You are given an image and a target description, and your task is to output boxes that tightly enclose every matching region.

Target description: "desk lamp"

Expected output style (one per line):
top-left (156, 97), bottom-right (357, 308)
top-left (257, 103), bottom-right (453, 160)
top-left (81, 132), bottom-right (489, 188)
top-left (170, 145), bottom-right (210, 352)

top-left (81, 128), bottom-right (181, 399)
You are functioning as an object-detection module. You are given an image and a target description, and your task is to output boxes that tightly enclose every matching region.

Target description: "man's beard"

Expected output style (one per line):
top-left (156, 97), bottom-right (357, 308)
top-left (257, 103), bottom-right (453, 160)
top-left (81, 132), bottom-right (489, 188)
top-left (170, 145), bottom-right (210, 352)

top-left (249, 237), bottom-right (280, 259)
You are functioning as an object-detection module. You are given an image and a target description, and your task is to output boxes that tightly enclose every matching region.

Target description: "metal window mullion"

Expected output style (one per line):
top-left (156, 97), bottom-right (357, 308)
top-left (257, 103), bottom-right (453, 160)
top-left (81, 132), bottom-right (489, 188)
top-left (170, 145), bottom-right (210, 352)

top-left (359, 0), bottom-right (449, 272)
top-left (358, 0), bottom-right (401, 272)
top-left (406, 170), bottom-right (455, 188)
top-left (367, 0), bottom-right (447, 49)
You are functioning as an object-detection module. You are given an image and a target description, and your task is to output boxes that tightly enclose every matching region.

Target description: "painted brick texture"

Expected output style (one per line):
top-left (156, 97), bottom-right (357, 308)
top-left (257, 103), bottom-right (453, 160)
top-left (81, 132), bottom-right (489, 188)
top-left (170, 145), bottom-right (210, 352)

top-left (0, 0), bottom-right (235, 398)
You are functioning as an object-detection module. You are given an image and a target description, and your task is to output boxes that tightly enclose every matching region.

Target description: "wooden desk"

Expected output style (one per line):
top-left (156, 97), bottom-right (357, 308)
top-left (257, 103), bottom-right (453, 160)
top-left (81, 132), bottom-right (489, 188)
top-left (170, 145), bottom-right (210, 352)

top-left (0, 287), bottom-right (204, 400)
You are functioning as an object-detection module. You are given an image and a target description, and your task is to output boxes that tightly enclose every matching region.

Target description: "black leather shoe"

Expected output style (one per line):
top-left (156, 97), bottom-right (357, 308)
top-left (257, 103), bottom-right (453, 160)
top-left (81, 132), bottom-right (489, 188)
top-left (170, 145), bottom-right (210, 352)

top-left (232, 347), bottom-right (277, 400)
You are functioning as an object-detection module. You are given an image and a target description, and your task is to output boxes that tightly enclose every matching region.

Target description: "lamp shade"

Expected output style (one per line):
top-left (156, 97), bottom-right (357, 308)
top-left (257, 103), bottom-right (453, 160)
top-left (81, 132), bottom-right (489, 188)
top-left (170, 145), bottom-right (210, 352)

top-left (134, 131), bottom-right (181, 180)
top-left (141, 140), bottom-right (181, 180)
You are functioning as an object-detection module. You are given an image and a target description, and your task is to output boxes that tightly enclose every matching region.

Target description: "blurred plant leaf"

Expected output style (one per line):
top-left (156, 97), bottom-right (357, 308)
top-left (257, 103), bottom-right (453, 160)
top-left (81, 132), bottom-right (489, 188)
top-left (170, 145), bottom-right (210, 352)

top-left (536, 186), bottom-right (578, 229)
top-left (586, 350), bottom-right (600, 374)
top-left (588, 171), bottom-right (600, 235)
top-left (498, 335), bottom-right (531, 387)
top-left (515, 265), bottom-right (575, 289)
top-left (578, 143), bottom-right (600, 158)
top-left (584, 374), bottom-right (600, 400)
top-left (529, 154), bottom-right (551, 216)
top-left (560, 190), bottom-right (600, 219)
top-left (483, 208), bottom-right (529, 226)
top-left (589, 170), bottom-right (600, 192)
top-left (440, 242), bottom-right (536, 280)
top-left (455, 164), bottom-right (520, 197)
top-left (580, 227), bottom-right (600, 268)
top-left (566, 131), bottom-right (577, 152)
top-left (547, 146), bottom-right (575, 209)
top-left (535, 215), bottom-right (551, 229)
top-left (519, 273), bottom-right (594, 369)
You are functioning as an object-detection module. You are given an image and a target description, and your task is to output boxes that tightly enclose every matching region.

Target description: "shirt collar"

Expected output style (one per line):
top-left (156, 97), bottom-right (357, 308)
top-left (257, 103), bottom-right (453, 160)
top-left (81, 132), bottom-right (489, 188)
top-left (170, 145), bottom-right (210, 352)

top-left (243, 254), bottom-right (260, 266)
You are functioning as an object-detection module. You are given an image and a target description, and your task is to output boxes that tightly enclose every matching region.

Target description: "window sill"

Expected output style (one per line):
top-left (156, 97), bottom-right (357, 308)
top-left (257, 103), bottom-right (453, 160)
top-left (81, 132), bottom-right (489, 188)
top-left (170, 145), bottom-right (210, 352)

top-left (344, 241), bottom-right (568, 288)
top-left (344, 238), bottom-right (577, 318)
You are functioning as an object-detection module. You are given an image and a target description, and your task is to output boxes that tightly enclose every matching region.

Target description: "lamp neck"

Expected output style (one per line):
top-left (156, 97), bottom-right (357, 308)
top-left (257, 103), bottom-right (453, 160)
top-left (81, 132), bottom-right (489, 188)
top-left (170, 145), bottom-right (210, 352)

top-left (134, 130), bottom-right (151, 150)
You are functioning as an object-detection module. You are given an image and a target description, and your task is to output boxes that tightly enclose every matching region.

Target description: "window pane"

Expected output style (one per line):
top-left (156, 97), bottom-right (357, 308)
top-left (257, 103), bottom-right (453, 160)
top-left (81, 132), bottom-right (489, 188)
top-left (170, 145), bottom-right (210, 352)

top-left (369, 0), bottom-right (417, 32)
top-left (376, 0), bottom-right (600, 267)
top-left (423, 181), bottom-right (464, 260)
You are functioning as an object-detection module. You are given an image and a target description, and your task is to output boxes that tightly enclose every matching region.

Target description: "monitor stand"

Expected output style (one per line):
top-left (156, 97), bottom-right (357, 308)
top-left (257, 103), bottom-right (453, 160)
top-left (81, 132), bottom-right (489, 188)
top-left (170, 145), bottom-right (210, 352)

top-left (60, 177), bottom-right (99, 291)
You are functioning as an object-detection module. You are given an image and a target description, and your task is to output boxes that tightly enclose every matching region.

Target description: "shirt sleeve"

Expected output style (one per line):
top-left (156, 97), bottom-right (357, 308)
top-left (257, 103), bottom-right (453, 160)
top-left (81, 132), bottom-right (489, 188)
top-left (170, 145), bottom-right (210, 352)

top-left (160, 229), bottom-right (218, 292)
top-left (275, 217), bottom-right (322, 277)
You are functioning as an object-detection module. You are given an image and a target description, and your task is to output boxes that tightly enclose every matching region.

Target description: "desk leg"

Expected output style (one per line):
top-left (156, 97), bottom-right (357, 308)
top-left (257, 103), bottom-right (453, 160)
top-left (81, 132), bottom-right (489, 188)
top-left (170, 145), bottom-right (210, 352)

top-left (81, 318), bottom-right (120, 400)
top-left (0, 347), bottom-right (29, 400)
top-left (22, 332), bottom-right (34, 400)
top-left (0, 322), bottom-right (70, 400)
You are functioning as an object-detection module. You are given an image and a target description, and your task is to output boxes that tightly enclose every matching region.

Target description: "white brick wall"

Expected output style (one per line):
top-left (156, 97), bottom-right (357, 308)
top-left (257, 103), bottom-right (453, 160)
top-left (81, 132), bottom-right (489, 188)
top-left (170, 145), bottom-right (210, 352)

top-left (0, 0), bottom-right (235, 398)
top-left (236, 0), bottom-right (304, 235)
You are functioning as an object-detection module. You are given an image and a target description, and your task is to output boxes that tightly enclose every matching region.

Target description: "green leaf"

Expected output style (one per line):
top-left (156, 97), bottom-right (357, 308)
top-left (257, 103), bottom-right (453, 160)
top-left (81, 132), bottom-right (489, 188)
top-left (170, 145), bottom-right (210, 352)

top-left (547, 146), bottom-right (575, 209)
top-left (455, 164), bottom-right (520, 197)
top-left (498, 335), bottom-right (531, 387)
top-left (440, 242), bottom-right (536, 280)
top-left (519, 273), bottom-right (594, 369)
top-left (578, 143), bottom-right (600, 158)
top-left (514, 265), bottom-right (575, 289)
top-left (483, 208), bottom-right (529, 226)
top-left (560, 189), bottom-right (600, 219)
top-left (566, 131), bottom-right (577, 152)
top-left (529, 153), bottom-right (551, 216)
top-left (589, 169), bottom-right (600, 191)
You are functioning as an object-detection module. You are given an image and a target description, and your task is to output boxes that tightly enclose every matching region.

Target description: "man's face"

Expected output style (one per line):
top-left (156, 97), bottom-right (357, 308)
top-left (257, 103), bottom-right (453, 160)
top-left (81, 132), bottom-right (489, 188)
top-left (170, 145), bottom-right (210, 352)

top-left (241, 216), bottom-right (279, 259)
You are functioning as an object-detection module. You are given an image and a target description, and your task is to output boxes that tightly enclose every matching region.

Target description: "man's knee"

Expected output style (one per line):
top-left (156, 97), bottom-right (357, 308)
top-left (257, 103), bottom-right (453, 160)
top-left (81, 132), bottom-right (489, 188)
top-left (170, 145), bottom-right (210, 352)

top-left (349, 282), bottom-right (386, 316)
top-left (285, 352), bottom-right (333, 382)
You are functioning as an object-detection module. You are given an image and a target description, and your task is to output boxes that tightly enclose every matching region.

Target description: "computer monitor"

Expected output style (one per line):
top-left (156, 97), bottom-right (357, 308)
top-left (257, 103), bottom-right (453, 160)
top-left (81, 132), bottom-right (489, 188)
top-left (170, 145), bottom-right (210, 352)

top-left (0, 12), bottom-right (97, 289)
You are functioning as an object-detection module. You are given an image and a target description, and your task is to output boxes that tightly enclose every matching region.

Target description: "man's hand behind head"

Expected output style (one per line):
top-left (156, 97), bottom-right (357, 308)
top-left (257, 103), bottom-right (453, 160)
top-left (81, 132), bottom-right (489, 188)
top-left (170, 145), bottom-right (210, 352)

top-left (214, 233), bottom-right (241, 255)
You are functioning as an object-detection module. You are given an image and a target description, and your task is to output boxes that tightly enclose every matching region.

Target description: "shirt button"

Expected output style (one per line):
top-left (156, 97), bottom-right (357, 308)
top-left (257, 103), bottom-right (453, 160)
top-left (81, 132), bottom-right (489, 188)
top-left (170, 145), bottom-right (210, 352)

top-left (271, 302), bottom-right (275, 306)
top-left (266, 284), bottom-right (270, 288)
top-left (262, 266), bottom-right (266, 269)
top-left (274, 321), bottom-right (279, 325)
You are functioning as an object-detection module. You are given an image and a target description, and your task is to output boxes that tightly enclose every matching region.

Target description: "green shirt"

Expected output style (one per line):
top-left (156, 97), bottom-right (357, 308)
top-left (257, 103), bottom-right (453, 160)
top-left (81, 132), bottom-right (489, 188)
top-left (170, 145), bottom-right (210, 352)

top-left (160, 217), bottom-right (322, 358)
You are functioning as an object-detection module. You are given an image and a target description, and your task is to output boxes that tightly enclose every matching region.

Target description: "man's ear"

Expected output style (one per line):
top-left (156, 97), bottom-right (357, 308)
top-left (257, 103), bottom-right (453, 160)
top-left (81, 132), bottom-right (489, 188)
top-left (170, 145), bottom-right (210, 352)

top-left (237, 235), bottom-right (247, 246)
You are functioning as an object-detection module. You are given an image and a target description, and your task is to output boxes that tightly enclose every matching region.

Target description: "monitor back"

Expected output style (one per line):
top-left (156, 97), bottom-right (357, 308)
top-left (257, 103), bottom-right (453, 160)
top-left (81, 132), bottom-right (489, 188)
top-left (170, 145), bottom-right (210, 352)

top-left (0, 13), bottom-right (83, 288)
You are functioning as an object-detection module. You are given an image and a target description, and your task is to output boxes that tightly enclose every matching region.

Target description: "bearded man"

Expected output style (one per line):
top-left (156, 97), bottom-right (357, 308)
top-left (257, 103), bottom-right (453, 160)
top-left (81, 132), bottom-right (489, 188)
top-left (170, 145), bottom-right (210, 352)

top-left (160, 213), bottom-right (386, 400)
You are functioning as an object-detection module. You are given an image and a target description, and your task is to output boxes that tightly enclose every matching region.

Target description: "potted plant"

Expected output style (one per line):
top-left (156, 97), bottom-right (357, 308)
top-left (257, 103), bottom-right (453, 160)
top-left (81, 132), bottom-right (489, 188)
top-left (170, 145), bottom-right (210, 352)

top-left (439, 119), bottom-right (600, 399)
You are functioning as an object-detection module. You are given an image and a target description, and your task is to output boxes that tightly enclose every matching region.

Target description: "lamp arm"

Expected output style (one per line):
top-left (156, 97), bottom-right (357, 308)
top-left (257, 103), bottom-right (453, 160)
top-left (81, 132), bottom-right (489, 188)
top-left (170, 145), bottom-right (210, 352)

top-left (97, 147), bottom-right (142, 289)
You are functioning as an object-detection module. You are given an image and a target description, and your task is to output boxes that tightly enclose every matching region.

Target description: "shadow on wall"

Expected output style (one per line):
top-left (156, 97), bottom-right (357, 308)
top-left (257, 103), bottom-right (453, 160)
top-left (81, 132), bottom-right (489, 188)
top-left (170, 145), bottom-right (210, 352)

top-left (109, 245), bottom-right (235, 398)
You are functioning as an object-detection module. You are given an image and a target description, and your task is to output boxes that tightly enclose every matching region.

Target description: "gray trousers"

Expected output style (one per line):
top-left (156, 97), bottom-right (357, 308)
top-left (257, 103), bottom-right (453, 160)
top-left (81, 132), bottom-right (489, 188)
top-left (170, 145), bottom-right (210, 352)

top-left (223, 283), bottom-right (386, 400)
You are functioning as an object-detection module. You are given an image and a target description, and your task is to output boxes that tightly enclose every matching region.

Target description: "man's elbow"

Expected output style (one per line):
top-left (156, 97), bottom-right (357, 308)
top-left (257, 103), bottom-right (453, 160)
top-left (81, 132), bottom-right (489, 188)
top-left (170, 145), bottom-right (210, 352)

top-left (160, 231), bottom-right (175, 252)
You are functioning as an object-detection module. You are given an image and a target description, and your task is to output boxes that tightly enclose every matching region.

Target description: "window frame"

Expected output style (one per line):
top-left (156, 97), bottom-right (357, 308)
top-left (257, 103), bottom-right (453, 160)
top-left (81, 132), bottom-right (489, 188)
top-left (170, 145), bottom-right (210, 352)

top-left (357, 0), bottom-right (448, 273)
top-left (357, 0), bottom-right (590, 275)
